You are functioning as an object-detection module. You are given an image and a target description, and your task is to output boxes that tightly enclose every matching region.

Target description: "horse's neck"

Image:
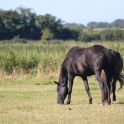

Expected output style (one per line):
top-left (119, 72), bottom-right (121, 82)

top-left (59, 69), bottom-right (68, 85)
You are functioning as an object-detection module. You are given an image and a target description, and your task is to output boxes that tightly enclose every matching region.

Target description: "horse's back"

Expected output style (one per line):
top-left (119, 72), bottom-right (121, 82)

top-left (109, 49), bottom-right (123, 74)
top-left (64, 45), bottom-right (106, 69)
top-left (63, 46), bottom-right (85, 62)
top-left (87, 45), bottom-right (105, 56)
top-left (86, 45), bottom-right (107, 67)
top-left (63, 45), bottom-right (106, 76)
top-left (62, 45), bottom-right (123, 77)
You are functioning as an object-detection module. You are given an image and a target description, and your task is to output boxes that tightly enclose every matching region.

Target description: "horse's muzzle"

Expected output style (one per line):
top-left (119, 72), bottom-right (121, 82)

top-left (57, 100), bottom-right (64, 104)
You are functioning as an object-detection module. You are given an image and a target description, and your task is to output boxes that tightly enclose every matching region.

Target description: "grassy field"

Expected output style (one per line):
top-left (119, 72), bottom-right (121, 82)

top-left (0, 40), bottom-right (124, 77)
top-left (0, 40), bottom-right (124, 124)
top-left (0, 77), bottom-right (124, 124)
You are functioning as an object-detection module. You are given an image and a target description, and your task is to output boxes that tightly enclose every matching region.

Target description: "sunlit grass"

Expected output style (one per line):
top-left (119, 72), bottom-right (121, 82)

top-left (0, 77), bottom-right (124, 124)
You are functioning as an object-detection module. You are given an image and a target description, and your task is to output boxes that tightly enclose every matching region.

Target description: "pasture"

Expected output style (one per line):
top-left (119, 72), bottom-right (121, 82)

top-left (0, 41), bottom-right (124, 124)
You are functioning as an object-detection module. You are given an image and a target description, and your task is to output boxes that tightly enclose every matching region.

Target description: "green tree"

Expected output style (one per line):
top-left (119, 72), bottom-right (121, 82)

top-left (36, 14), bottom-right (63, 39)
top-left (16, 7), bottom-right (40, 39)
top-left (0, 17), bottom-right (5, 40)
top-left (0, 9), bottom-right (20, 39)
top-left (41, 28), bottom-right (54, 40)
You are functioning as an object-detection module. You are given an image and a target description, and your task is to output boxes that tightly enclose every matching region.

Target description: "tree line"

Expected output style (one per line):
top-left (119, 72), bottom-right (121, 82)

top-left (0, 7), bottom-right (124, 42)
top-left (87, 19), bottom-right (124, 28)
top-left (0, 7), bottom-right (79, 41)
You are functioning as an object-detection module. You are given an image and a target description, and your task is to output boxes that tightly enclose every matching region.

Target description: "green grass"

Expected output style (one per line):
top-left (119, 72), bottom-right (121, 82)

top-left (0, 77), bottom-right (124, 124)
top-left (0, 40), bottom-right (124, 77)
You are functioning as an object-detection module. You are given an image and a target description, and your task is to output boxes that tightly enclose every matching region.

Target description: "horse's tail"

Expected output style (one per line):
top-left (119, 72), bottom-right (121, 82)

top-left (117, 73), bottom-right (124, 90)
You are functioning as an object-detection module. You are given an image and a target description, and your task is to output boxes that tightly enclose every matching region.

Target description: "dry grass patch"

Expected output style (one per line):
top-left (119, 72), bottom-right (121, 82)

top-left (0, 77), bottom-right (124, 124)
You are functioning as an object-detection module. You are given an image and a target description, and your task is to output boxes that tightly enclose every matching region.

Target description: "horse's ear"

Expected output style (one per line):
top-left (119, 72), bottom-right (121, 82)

top-left (54, 81), bottom-right (59, 85)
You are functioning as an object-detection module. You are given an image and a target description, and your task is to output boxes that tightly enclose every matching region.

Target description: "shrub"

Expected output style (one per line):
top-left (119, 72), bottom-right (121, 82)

top-left (41, 28), bottom-right (55, 40)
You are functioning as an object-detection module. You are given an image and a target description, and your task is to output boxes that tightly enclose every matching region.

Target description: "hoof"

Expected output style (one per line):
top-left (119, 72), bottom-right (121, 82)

top-left (113, 96), bottom-right (116, 101)
top-left (66, 101), bottom-right (71, 105)
top-left (112, 98), bottom-right (116, 101)
top-left (107, 103), bottom-right (111, 105)
top-left (89, 99), bottom-right (92, 104)
top-left (107, 101), bottom-right (111, 105)
top-left (58, 101), bottom-right (64, 105)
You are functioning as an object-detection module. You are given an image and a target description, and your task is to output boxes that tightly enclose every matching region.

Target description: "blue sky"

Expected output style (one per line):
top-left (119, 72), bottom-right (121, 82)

top-left (0, 0), bottom-right (124, 25)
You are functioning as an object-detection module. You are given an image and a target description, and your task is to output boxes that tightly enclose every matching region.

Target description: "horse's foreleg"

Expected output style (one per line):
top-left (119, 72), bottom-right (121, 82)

top-left (82, 77), bottom-right (92, 104)
top-left (66, 76), bottom-right (74, 104)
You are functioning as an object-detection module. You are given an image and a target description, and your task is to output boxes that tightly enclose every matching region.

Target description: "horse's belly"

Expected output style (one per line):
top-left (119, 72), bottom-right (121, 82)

top-left (82, 69), bottom-right (94, 77)
top-left (76, 67), bottom-right (94, 77)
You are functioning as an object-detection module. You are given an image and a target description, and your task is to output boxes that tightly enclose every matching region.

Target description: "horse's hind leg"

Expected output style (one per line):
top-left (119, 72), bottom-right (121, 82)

top-left (66, 76), bottom-right (74, 104)
top-left (112, 77), bottom-right (117, 101)
top-left (95, 69), bottom-right (110, 105)
top-left (82, 77), bottom-right (92, 104)
top-left (106, 78), bottom-right (111, 105)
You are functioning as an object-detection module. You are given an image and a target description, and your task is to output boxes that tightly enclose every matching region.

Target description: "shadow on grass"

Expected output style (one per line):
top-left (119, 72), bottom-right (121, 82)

top-left (116, 101), bottom-right (124, 104)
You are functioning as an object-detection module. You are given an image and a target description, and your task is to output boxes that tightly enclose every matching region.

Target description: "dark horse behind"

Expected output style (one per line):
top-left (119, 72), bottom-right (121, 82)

top-left (54, 45), bottom-right (124, 105)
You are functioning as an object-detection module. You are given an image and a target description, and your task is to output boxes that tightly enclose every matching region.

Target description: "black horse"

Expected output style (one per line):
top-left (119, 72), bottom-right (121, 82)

top-left (54, 45), bottom-right (124, 105)
top-left (106, 48), bottom-right (124, 101)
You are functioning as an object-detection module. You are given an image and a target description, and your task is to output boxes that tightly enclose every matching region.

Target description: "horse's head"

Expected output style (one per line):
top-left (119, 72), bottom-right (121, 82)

top-left (54, 80), bottom-right (68, 104)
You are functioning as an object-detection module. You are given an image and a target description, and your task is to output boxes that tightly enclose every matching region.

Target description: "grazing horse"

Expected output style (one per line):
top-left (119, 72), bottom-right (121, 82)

top-left (54, 45), bottom-right (124, 105)
top-left (106, 49), bottom-right (124, 101)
